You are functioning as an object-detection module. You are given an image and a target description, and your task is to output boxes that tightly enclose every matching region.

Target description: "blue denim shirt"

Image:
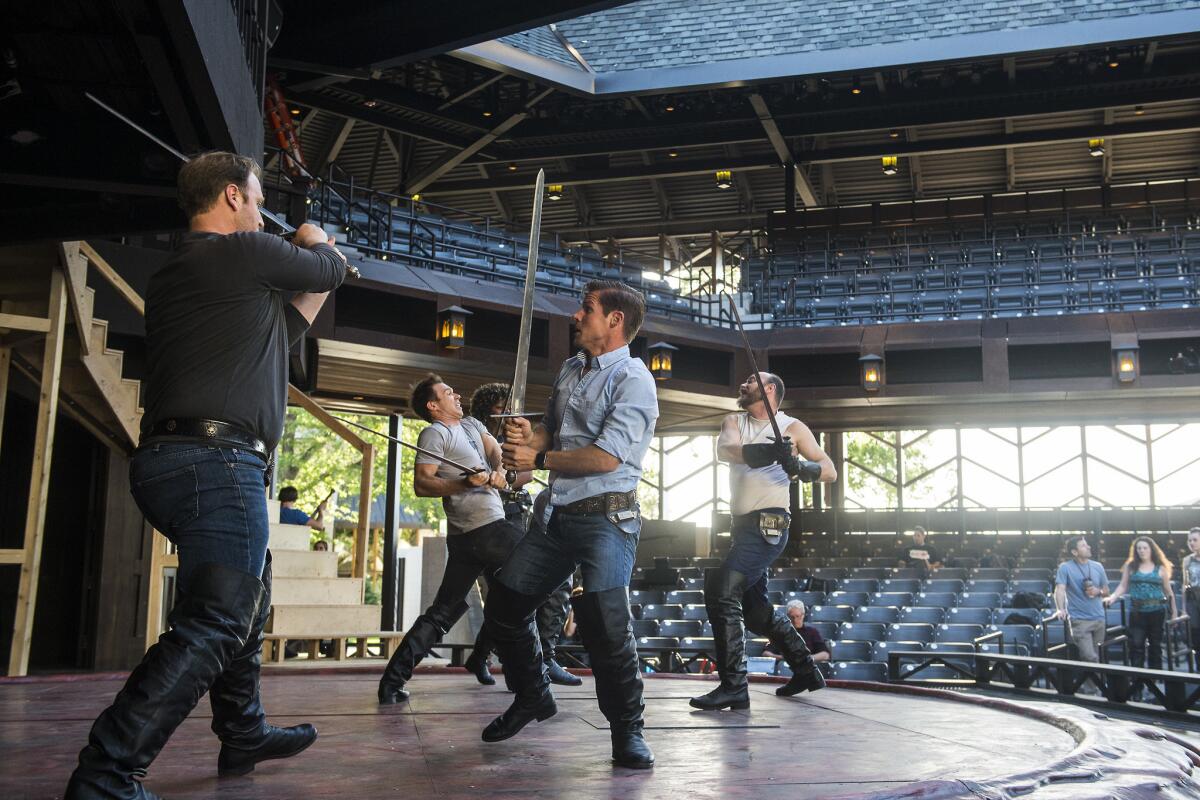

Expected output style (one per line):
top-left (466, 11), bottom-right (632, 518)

top-left (543, 345), bottom-right (659, 508)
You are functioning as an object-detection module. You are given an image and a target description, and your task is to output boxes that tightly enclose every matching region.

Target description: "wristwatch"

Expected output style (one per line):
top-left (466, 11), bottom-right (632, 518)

top-left (534, 450), bottom-right (548, 470)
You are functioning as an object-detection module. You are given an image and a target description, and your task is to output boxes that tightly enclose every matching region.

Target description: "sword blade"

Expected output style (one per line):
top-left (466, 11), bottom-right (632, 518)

top-left (335, 417), bottom-right (484, 475)
top-left (723, 292), bottom-right (786, 445)
top-left (508, 168), bottom-right (545, 418)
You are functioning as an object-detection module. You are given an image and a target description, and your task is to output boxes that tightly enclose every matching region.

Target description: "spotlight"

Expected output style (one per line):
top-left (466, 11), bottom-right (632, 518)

top-left (664, 102), bottom-right (675, 112)
top-left (667, 150), bottom-right (678, 158)
top-left (1106, 48), bottom-right (1119, 68)
top-left (888, 129), bottom-right (900, 139)
top-left (1134, 105), bottom-right (1145, 116)
top-left (714, 169), bottom-right (733, 190)
top-left (1089, 138), bottom-right (1105, 157)
top-left (363, 99), bottom-right (378, 108)
top-left (881, 156), bottom-right (899, 176)
top-left (482, 109), bottom-right (493, 117)
top-left (507, 162), bottom-right (518, 171)
top-left (547, 184), bottom-right (564, 200)
top-left (850, 76), bottom-right (862, 95)
top-left (290, 108), bottom-right (301, 116)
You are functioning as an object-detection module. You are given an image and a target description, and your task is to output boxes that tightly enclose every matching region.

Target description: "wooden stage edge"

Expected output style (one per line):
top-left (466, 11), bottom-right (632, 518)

top-left (1, 669), bottom-right (1198, 799)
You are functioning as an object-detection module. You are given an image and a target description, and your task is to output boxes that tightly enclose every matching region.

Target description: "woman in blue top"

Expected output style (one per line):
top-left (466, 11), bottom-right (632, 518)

top-left (1105, 536), bottom-right (1177, 671)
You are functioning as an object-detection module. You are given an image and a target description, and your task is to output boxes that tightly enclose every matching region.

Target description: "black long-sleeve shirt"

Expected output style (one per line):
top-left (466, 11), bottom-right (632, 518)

top-left (139, 231), bottom-right (346, 451)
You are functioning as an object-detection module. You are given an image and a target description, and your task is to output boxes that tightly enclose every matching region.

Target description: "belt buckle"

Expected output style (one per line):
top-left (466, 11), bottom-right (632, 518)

top-left (203, 422), bottom-right (218, 438)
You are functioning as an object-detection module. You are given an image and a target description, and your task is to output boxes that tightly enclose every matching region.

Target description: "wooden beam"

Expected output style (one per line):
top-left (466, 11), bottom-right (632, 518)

top-left (354, 444), bottom-right (375, 583)
top-left (0, 314), bottom-right (49, 333)
top-left (0, 549), bottom-right (23, 565)
top-left (8, 268), bottom-right (67, 676)
top-left (79, 242), bottom-right (145, 316)
top-left (287, 384), bottom-right (369, 453)
top-left (58, 242), bottom-right (92, 356)
top-left (0, 346), bottom-right (8, 459)
top-left (747, 93), bottom-right (818, 206)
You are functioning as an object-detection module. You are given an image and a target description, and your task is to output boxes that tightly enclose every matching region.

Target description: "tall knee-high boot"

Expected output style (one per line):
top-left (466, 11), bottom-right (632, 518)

top-left (209, 553), bottom-right (317, 776)
top-left (745, 602), bottom-right (825, 696)
top-left (465, 624), bottom-right (496, 685)
top-left (65, 563), bottom-right (265, 800)
top-left (690, 569), bottom-right (750, 710)
top-left (481, 581), bottom-right (556, 742)
top-left (539, 582), bottom-right (580, 686)
top-left (378, 600), bottom-right (469, 704)
top-left (572, 588), bottom-right (655, 769)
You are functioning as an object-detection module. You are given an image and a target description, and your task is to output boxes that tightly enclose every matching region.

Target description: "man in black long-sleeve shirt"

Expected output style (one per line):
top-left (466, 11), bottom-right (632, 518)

top-left (67, 152), bottom-right (347, 800)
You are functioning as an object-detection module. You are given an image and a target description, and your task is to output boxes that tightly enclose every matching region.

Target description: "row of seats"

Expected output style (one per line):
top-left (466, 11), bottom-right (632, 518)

top-left (632, 605), bottom-right (1048, 635)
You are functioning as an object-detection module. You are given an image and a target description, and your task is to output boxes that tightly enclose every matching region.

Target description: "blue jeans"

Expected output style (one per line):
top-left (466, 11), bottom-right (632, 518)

top-left (724, 509), bottom-right (790, 610)
top-left (497, 508), bottom-right (639, 596)
top-left (130, 443), bottom-right (270, 592)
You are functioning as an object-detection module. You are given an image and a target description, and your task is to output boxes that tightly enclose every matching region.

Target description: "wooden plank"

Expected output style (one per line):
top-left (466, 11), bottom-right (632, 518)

top-left (57, 242), bottom-right (92, 356)
top-left (0, 346), bottom-right (8, 461)
top-left (287, 384), bottom-right (367, 452)
top-left (0, 549), bottom-right (24, 565)
top-left (8, 268), bottom-right (67, 676)
top-left (78, 241), bottom-right (145, 316)
top-left (0, 313), bottom-right (51, 333)
top-left (353, 443), bottom-right (374, 582)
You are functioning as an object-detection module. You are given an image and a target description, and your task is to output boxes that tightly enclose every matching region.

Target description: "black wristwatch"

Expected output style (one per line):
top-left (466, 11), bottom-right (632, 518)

top-left (534, 450), bottom-right (548, 470)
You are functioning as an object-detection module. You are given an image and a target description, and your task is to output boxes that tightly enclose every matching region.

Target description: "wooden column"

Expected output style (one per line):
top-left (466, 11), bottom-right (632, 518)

top-left (0, 346), bottom-right (9, 459)
top-left (354, 443), bottom-right (375, 586)
top-left (8, 269), bottom-right (67, 676)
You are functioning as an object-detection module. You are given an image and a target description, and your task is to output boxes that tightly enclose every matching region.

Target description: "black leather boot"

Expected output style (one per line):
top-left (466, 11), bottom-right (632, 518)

top-left (378, 601), bottom-right (468, 704)
top-left (572, 588), bottom-right (654, 769)
top-left (465, 625), bottom-right (496, 686)
top-left (481, 582), bottom-right (556, 742)
top-left (537, 582), bottom-right (581, 686)
top-left (690, 569), bottom-right (750, 710)
top-left (745, 601), bottom-right (825, 696)
top-left (65, 563), bottom-right (265, 799)
top-left (210, 554), bottom-right (318, 777)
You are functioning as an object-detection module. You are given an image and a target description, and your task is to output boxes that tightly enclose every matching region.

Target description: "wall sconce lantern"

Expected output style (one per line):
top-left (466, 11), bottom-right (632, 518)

top-left (714, 169), bottom-right (733, 190)
top-left (859, 353), bottom-right (884, 392)
top-left (1113, 343), bottom-right (1139, 384)
top-left (648, 341), bottom-right (678, 380)
top-left (546, 184), bottom-right (564, 201)
top-left (1089, 138), bottom-right (1105, 157)
top-left (881, 156), bottom-right (899, 176)
top-left (436, 305), bottom-right (472, 349)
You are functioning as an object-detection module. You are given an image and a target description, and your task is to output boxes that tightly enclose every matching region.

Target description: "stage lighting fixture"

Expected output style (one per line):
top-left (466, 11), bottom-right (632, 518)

top-left (715, 169), bottom-right (733, 190)
top-left (363, 100), bottom-right (378, 108)
top-left (1113, 344), bottom-right (1139, 384)
top-left (507, 162), bottom-right (518, 171)
top-left (290, 108), bottom-right (301, 116)
top-left (436, 305), bottom-right (472, 349)
top-left (667, 150), bottom-right (679, 158)
top-left (888, 129), bottom-right (900, 139)
top-left (482, 109), bottom-right (493, 117)
top-left (1106, 49), bottom-right (1119, 68)
top-left (1089, 138), bottom-right (1105, 157)
top-left (1134, 105), bottom-right (1145, 116)
top-left (850, 76), bottom-right (862, 95)
top-left (547, 184), bottom-right (564, 200)
top-left (664, 102), bottom-right (675, 112)
top-left (411, 193), bottom-right (422, 202)
top-left (859, 354), bottom-right (884, 392)
top-left (881, 156), bottom-right (899, 176)
top-left (648, 342), bottom-right (678, 381)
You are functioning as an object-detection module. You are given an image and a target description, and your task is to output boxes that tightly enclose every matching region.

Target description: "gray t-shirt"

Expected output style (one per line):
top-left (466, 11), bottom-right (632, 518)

top-left (1055, 559), bottom-right (1109, 621)
top-left (415, 418), bottom-right (504, 535)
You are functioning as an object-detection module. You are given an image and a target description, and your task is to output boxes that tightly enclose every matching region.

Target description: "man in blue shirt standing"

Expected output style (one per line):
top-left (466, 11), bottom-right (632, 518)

top-left (484, 280), bottom-right (659, 770)
top-left (1051, 535), bottom-right (1110, 662)
top-left (277, 486), bottom-right (327, 529)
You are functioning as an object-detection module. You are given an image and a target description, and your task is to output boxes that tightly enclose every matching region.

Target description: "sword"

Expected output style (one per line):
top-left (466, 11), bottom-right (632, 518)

top-left (722, 292), bottom-right (798, 482)
top-left (85, 91), bottom-right (360, 279)
top-left (334, 416), bottom-right (484, 476)
top-left (500, 169), bottom-right (546, 485)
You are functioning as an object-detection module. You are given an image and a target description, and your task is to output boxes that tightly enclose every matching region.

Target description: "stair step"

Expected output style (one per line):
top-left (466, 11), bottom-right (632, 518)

top-left (268, 522), bottom-right (313, 551)
top-left (267, 499), bottom-right (281, 520)
top-left (272, 577), bottom-right (363, 606)
top-left (267, 603), bottom-right (381, 635)
top-left (270, 550), bottom-right (338, 578)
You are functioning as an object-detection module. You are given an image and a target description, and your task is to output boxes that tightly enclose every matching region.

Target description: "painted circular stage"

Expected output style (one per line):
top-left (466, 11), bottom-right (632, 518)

top-left (2, 668), bottom-right (1198, 799)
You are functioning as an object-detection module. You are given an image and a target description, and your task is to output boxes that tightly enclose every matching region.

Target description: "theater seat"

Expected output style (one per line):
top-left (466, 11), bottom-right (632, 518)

top-left (831, 662), bottom-right (888, 682)
top-left (827, 640), bottom-right (872, 662)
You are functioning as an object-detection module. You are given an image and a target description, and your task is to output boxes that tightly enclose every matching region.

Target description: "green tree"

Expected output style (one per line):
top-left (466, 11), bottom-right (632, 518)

top-left (275, 410), bottom-right (445, 532)
top-left (844, 430), bottom-right (931, 509)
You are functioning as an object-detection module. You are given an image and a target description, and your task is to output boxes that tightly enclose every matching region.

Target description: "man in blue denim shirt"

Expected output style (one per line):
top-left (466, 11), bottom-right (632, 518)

top-left (483, 280), bottom-right (658, 769)
top-left (67, 153), bottom-right (347, 800)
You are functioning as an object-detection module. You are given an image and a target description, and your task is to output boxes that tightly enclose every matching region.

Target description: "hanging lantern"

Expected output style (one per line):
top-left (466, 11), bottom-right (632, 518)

top-left (1113, 343), bottom-right (1139, 384)
top-left (881, 156), bottom-right (899, 176)
top-left (436, 305), bottom-right (472, 349)
top-left (546, 184), bottom-right (564, 201)
top-left (648, 341), bottom-right (678, 380)
top-left (715, 169), bottom-right (733, 190)
top-left (859, 353), bottom-right (884, 392)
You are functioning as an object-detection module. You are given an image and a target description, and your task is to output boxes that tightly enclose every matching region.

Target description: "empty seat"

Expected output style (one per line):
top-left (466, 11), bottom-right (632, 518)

top-left (657, 619), bottom-right (705, 639)
top-left (957, 592), bottom-right (1002, 609)
top-left (766, 578), bottom-right (798, 593)
top-left (1009, 580), bottom-right (1051, 595)
top-left (992, 607), bottom-right (1042, 626)
top-left (881, 578), bottom-right (922, 594)
top-left (827, 591), bottom-right (870, 608)
top-left (935, 623), bottom-right (985, 644)
top-left (810, 605), bottom-right (855, 624)
top-left (839, 622), bottom-right (887, 642)
top-left (966, 579), bottom-right (1008, 594)
top-left (665, 590), bottom-right (705, 605)
top-left (632, 620), bottom-right (658, 637)
top-left (680, 604), bottom-right (709, 621)
top-left (838, 578), bottom-right (881, 594)
top-left (854, 606), bottom-right (900, 624)
top-left (923, 579), bottom-right (965, 594)
top-left (899, 607), bottom-right (947, 630)
top-left (945, 607), bottom-right (994, 625)
top-left (869, 640), bottom-right (924, 663)
top-left (771, 567), bottom-right (809, 581)
top-left (786, 591), bottom-right (826, 607)
top-left (847, 567), bottom-right (889, 580)
top-left (827, 640), bottom-right (872, 662)
top-left (871, 592), bottom-right (915, 608)
top-left (889, 568), bottom-right (925, 580)
top-left (971, 568), bottom-right (1010, 580)
top-left (887, 623), bottom-right (936, 644)
top-left (629, 590), bottom-right (664, 605)
top-left (986, 624), bottom-right (1038, 654)
top-left (898, 663), bottom-right (969, 681)
top-left (929, 568), bottom-right (968, 581)
top-left (831, 662), bottom-right (888, 682)
top-left (641, 604), bottom-right (684, 621)
top-left (913, 592), bottom-right (959, 608)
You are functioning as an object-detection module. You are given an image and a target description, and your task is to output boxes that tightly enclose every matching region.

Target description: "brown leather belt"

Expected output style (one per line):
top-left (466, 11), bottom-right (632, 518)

top-left (560, 490), bottom-right (636, 516)
top-left (145, 417), bottom-right (268, 459)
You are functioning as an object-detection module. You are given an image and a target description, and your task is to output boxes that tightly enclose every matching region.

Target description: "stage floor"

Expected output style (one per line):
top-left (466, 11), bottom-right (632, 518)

top-left (2, 668), bottom-right (1198, 799)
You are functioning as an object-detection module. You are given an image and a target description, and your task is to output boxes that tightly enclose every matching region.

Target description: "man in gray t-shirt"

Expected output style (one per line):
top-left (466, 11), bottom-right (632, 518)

top-left (378, 375), bottom-right (526, 705)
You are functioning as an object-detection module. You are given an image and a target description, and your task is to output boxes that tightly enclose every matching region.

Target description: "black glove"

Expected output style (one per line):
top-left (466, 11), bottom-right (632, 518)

top-left (770, 436), bottom-right (794, 464)
top-left (741, 442), bottom-right (778, 469)
top-left (793, 459), bottom-right (823, 483)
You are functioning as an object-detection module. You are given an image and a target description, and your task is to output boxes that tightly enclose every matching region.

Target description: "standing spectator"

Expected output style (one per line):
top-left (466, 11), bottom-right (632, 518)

top-left (278, 486), bottom-right (328, 530)
top-left (1051, 535), bottom-right (1110, 663)
top-left (1183, 528), bottom-right (1200, 666)
top-left (1106, 536), bottom-right (1177, 671)
top-left (897, 527), bottom-right (942, 572)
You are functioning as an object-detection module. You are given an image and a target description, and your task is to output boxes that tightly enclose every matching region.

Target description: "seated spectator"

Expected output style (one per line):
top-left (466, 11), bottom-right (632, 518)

top-left (1183, 528), bottom-right (1200, 664)
top-left (278, 486), bottom-right (328, 530)
top-left (765, 600), bottom-right (830, 669)
top-left (897, 526), bottom-right (943, 572)
top-left (1107, 536), bottom-right (1177, 671)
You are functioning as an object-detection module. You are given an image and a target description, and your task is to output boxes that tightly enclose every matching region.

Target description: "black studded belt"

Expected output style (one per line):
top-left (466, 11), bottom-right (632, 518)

top-left (146, 418), bottom-right (268, 459)
top-left (560, 490), bottom-right (636, 516)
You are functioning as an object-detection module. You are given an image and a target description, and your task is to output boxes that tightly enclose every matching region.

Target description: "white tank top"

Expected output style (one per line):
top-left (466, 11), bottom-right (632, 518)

top-left (728, 411), bottom-right (798, 516)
